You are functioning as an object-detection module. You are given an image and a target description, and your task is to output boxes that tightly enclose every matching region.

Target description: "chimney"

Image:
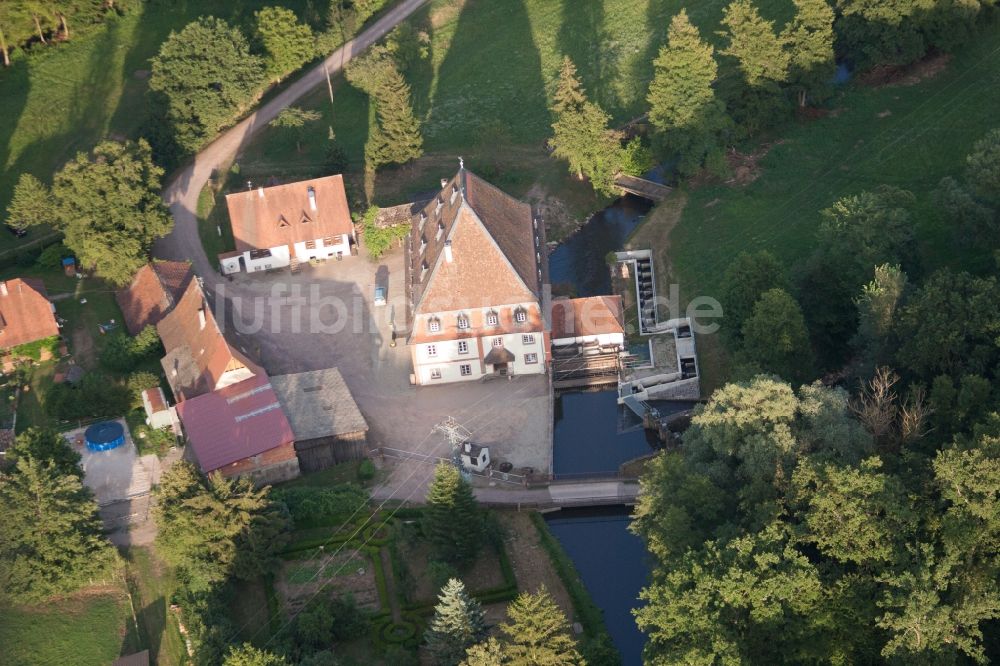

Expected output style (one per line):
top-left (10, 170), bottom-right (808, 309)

top-left (0, 282), bottom-right (6, 297)
top-left (307, 186), bottom-right (317, 211)
top-left (444, 240), bottom-right (453, 263)
top-left (440, 178), bottom-right (448, 189)
top-left (197, 307), bottom-right (206, 330)
top-left (257, 186), bottom-right (264, 199)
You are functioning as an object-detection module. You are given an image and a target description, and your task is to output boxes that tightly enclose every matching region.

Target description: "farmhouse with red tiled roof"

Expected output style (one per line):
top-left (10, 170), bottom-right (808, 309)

top-left (220, 174), bottom-right (355, 274)
top-left (157, 279), bottom-right (259, 402)
top-left (405, 167), bottom-right (548, 385)
top-left (115, 260), bottom-right (194, 335)
top-left (0, 278), bottom-right (59, 351)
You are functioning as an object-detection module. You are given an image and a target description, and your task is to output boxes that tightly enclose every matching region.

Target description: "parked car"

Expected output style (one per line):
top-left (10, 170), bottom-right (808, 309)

top-left (374, 286), bottom-right (387, 307)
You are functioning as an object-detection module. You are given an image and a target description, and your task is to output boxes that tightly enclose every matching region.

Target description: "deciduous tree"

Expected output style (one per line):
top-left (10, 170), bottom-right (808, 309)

top-left (719, 250), bottom-right (788, 341)
top-left (853, 264), bottom-right (907, 372)
top-left (740, 288), bottom-right (814, 385)
top-left (150, 17), bottom-right (264, 152)
top-left (49, 139), bottom-right (172, 285)
top-left (269, 106), bottom-right (322, 153)
top-left (965, 127), bottom-right (1000, 202)
top-left (223, 643), bottom-right (289, 666)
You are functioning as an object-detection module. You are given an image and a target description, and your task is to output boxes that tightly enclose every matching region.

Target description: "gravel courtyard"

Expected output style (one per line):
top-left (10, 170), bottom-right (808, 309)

top-left (211, 246), bottom-right (553, 493)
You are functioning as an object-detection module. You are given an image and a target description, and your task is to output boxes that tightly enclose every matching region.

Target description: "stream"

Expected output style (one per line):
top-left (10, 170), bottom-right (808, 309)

top-left (545, 194), bottom-right (657, 664)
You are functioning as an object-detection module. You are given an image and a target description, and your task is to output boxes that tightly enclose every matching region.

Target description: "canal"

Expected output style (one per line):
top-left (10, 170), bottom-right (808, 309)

top-left (546, 194), bottom-right (656, 664)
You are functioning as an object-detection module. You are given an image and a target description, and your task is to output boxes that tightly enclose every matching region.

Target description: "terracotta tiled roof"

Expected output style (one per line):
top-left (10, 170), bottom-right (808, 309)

top-left (225, 175), bottom-right (353, 253)
top-left (116, 261), bottom-right (194, 335)
top-left (0, 278), bottom-right (58, 350)
top-left (551, 296), bottom-right (625, 340)
top-left (142, 387), bottom-right (168, 413)
top-left (177, 374), bottom-right (294, 474)
top-left (408, 169), bottom-right (544, 319)
top-left (157, 280), bottom-right (258, 401)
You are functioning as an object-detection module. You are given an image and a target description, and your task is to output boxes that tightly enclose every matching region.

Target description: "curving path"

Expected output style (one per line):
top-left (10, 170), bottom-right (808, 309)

top-left (155, 0), bottom-right (428, 278)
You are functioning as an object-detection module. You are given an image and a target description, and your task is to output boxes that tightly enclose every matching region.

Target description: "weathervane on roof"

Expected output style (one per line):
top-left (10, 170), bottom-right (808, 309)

top-left (458, 156), bottom-right (464, 170)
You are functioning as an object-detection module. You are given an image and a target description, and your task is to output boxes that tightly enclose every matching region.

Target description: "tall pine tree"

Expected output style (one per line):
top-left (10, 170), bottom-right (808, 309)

top-left (426, 578), bottom-right (487, 666)
top-left (4, 173), bottom-right (55, 232)
top-left (424, 463), bottom-right (483, 566)
top-left (500, 587), bottom-right (583, 665)
top-left (0, 456), bottom-right (118, 603)
top-left (647, 10), bottom-right (730, 175)
top-left (548, 56), bottom-right (623, 197)
top-left (781, 0), bottom-right (836, 107)
top-left (719, 0), bottom-right (790, 136)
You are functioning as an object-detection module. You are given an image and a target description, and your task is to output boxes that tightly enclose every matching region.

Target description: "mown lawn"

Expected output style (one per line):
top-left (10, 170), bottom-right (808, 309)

top-left (127, 547), bottom-right (189, 666)
top-left (668, 22), bottom-right (1000, 305)
top-left (0, 591), bottom-right (134, 666)
top-left (0, 0), bottom-right (327, 255)
top-left (235, 0), bottom-right (795, 215)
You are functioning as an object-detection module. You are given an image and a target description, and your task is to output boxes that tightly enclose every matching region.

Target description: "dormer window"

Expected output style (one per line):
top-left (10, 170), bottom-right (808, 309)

top-left (514, 307), bottom-right (527, 324)
top-left (420, 260), bottom-right (429, 281)
top-left (436, 221), bottom-right (445, 241)
top-left (277, 215), bottom-right (290, 228)
top-left (428, 317), bottom-right (441, 333)
top-left (420, 236), bottom-right (427, 253)
top-left (419, 212), bottom-right (427, 232)
top-left (450, 185), bottom-right (459, 204)
top-left (457, 314), bottom-right (470, 330)
top-left (435, 199), bottom-right (443, 215)
top-left (300, 213), bottom-right (312, 224)
top-left (486, 311), bottom-right (499, 326)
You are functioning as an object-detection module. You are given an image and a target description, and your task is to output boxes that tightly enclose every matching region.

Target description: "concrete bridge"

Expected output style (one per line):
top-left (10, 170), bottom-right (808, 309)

top-left (614, 173), bottom-right (672, 202)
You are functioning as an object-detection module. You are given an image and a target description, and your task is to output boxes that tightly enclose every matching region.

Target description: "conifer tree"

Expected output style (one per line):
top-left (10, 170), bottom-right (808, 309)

top-left (720, 0), bottom-right (789, 87)
top-left (500, 587), bottom-right (583, 665)
top-left (255, 6), bottom-right (315, 83)
top-left (719, 0), bottom-right (790, 136)
top-left (7, 427), bottom-right (82, 479)
top-left (0, 455), bottom-right (118, 602)
top-left (346, 45), bottom-right (422, 171)
top-left (548, 56), bottom-right (624, 197)
top-left (426, 578), bottom-right (487, 666)
top-left (154, 462), bottom-right (289, 591)
top-left (4, 173), bottom-right (55, 232)
top-left (424, 462), bottom-right (483, 566)
top-left (781, 0), bottom-right (836, 107)
top-left (647, 10), bottom-right (730, 175)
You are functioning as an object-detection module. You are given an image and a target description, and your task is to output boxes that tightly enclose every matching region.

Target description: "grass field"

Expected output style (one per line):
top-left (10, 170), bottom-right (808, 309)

top-left (127, 547), bottom-right (189, 666)
top-left (0, 0), bottom-right (327, 255)
top-left (667, 22), bottom-right (1000, 304)
top-left (0, 590), bottom-right (135, 666)
top-left (234, 0), bottom-right (796, 223)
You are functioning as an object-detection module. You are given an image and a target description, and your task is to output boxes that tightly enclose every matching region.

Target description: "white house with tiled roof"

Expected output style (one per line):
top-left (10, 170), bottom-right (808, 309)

top-left (220, 174), bottom-right (355, 274)
top-left (406, 166), bottom-right (548, 385)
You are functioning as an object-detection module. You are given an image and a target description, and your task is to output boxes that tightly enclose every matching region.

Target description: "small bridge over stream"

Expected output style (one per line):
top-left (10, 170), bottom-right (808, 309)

top-left (614, 173), bottom-right (672, 201)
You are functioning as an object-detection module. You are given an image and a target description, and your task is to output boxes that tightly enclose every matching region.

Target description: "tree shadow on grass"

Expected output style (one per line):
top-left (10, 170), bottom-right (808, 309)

top-left (0, 60), bottom-right (31, 213)
top-left (557, 0), bottom-right (620, 112)
top-left (424, 0), bottom-right (550, 151)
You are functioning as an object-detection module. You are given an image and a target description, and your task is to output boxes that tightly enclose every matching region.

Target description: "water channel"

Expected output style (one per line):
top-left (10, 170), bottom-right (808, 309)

top-left (545, 194), bottom-right (658, 664)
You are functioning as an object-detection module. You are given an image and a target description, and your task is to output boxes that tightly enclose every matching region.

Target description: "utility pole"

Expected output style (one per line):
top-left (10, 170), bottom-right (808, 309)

top-left (433, 416), bottom-right (471, 468)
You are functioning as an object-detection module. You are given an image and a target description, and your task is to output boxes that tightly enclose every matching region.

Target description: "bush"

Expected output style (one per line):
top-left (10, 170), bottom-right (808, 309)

top-left (325, 142), bottom-right (349, 174)
top-left (126, 371), bottom-right (160, 403)
top-left (101, 325), bottom-right (162, 372)
top-left (37, 243), bottom-right (72, 269)
top-left (272, 484), bottom-right (369, 528)
top-left (381, 645), bottom-right (419, 666)
top-left (427, 560), bottom-right (459, 591)
top-left (293, 594), bottom-right (369, 651)
top-left (360, 206), bottom-right (409, 259)
top-left (45, 373), bottom-right (130, 421)
top-left (357, 458), bottom-right (376, 481)
top-left (619, 137), bottom-right (655, 177)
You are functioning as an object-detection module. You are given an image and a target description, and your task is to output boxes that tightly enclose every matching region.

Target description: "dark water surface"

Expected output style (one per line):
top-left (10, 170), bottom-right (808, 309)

top-left (545, 508), bottom-right (649, 665)
top-left (548, 195), bottom-right (651, 297)
top-left (552, 391), bottom-right (657, 476)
